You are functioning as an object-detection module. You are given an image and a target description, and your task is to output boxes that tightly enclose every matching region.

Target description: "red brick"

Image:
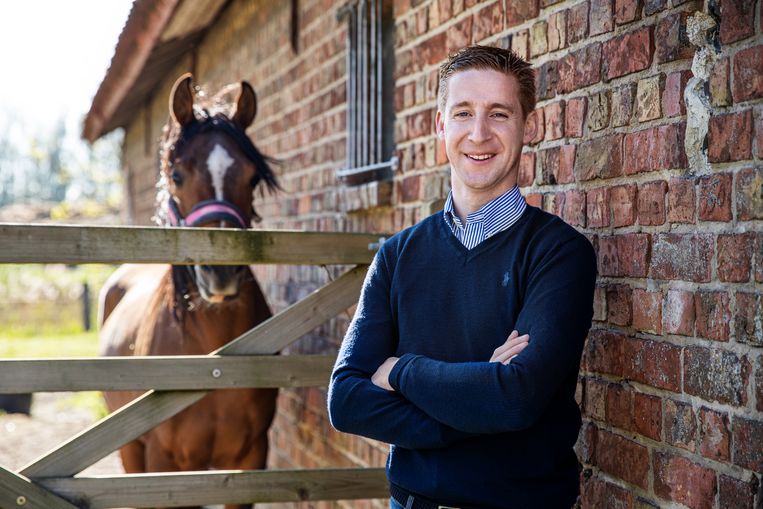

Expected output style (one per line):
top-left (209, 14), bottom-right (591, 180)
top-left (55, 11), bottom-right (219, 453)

top-left (584, 377), bottom-right (608, 420)
top-left (590, 0), bottom-right (614, 36)
top-left (536, 60), bottom-right (558, 100)
top-left (757, 233), bottom-right (763, 284)
top-left (557, 53), bottom-right (575, 94)
top-left (698, 173), bottom-right (732, 221)
top-left (518, 152), bottom-right (536, 187)
top-left (736, 292), bottom-right (763, 346)
top-left (614, 0), bottom-right (640, 24)
top-left (420, 32), bottom-right (448, 67)
top-left (650, 233), bottom-right (713, 282)
top-left (544, 101), bottom-right (565, 141)
top-left (612, 83), bottom-right (636, 127)
top-left (654, 11), bottom-right (693, 64)
top-left (446, 16), bottom-right (472, 53)
top-left (663, 70), bottom-right (691, 117)
top-left (708, 110), bottom-right (753, 163)
top-left (595, 430), bottom-right (649, 489)
top-left (637, 180), bottom-right (667, 226)
top-left (624, 123), bottom-right (687, 174)
top-left (511, 29), bottom-right (530, 60)
top-left (574, 43), bottom-right (602, 89)
top-left (405, 108), bottom-right (433, 140)
top-left (720, 0), bottom-right (756, 44)
top-left (607, 284), bottom-right (632, 326)
top-left (699, 407), bottom-right (730, 462)
top-left (597, 233), bottom-right (651, 277)
top-left (758, 355), bottom-right (763, 411)
top-left (574, 133), bottom-right (623, 181)
top-left (539, 147), bottom-right (560, 185)
top-left (575, 420), bottom-right (597, 463)
top-left (581, 476), bottom-right (633, 509)
top-left (583, 329), bottom-right (626, 376)
top-left (643, 0), bottom-right (667, 15)
top-left (695, 290), bottom-right (731, 341)
top-left (667, 177), bottom-right (696, 223)
top-left (592, 285), bottom-right (606, 322)
top-left (718, 233), bottom-right (753, 283)
top-left (732, 416), bottom-right (763, 471)
top-left (567, 1), bottom-right (589, 44)
top-left (664, 399), bottom-right (697, 452)
top-left (558, 145), bottom-right (576, 184)
top-left (756, 106), bottom-right (763, 159)
top-left (506, 0), bottom-right (539, 27)
top-left (653, 452), bottom-right (717, 509)
top-left (610, 184), bottom-right (637, 227)
top-left (398, 175), bottom-right (420, 202)
top-left (710, 57), bottom-right (732, 107)
top-left (719, 475), bottom-right (759, 509)
top-left (471, 1), bottom-right (503, 43)
top-left (588, 90), bottom-right (611, 131)
top-left (525, 192), bottom-right (543, 208)
top-left (565, 97), bottom-right (587, 137)
top-left (624, 338), bottom-right (681, 392)
top-left (606, 383), bottom-right (633, 430)
top-left (684, 346), bottom-right (749, 405)
top-left (737, 167), bottom-right (763, 221)
top-left (562, 189), bottom-right (586, 227)
top-left (547, 10), bottom-right (567, 51)
top-left (633, 392), bottom-right (661, 441)
top-left (587, 187), bottom-right (610, 228)
top-left (663, 289), bottom-right (695, 336)
top-left (632, 289), bottom-right (662, 334)
top-left (602, 26), bottom-right (653, 81)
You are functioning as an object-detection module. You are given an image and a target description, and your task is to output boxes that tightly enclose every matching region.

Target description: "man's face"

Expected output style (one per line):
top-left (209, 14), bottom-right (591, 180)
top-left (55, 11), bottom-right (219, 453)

top-left (436, 69), bottom-right (535, 200)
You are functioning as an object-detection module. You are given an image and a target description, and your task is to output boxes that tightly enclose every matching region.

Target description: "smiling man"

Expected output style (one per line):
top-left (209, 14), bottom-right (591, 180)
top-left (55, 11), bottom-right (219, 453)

top-left (328, 45), bottom-right (597, 509)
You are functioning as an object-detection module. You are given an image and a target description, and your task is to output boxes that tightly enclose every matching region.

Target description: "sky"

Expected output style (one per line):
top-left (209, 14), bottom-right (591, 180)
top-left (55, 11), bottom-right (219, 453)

top-left (0, 0), bottom-right (134, 139)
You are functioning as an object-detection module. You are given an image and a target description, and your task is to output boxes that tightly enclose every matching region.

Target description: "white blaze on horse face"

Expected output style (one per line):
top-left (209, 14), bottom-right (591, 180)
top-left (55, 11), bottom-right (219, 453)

top-left (207, 144), bottom-right (235, 201)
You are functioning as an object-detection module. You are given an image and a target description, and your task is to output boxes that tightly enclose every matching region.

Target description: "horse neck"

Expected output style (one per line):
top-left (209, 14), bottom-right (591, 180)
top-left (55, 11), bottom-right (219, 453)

top-left (172, 268), bottom-right (269, 354)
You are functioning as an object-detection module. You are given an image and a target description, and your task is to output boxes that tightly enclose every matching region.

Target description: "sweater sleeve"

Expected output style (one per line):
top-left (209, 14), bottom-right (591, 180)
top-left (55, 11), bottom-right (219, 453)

top-left (387, 234), bottom-right (597, 434)
top-left (327, 247), bottom-right (474, 448)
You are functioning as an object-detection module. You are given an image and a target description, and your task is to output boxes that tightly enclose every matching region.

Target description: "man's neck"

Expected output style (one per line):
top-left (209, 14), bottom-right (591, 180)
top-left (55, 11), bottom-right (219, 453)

top-left (450, 182), bottom-right (516, 224)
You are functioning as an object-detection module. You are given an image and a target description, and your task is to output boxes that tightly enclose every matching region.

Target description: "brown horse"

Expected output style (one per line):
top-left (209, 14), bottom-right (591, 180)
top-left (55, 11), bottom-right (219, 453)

top-left (98, 74), bottom-right (279, 509)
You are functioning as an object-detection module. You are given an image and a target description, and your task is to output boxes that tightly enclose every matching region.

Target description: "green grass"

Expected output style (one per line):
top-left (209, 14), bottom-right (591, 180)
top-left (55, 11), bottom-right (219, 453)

top-left (0, 330), bottom-right (100, 358)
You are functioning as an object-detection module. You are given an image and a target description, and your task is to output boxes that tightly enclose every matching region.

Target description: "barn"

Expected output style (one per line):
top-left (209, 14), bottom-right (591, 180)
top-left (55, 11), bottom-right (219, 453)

top-left (84, 0), bottom-right (762, 507)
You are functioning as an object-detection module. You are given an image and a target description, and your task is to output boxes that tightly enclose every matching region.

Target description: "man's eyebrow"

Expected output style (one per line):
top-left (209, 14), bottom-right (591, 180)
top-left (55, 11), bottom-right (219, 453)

top-left (449, 101), bottom-right (516, 111)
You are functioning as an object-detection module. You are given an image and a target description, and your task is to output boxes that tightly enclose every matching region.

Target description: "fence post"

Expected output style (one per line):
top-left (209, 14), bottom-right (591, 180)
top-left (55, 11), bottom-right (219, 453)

top-left (82, 282), bottom-right (91, 331)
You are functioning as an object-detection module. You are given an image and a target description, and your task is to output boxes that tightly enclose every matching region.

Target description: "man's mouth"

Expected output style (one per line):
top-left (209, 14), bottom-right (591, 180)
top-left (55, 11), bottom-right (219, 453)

top-left (466, 153), bottom-right (495, 161)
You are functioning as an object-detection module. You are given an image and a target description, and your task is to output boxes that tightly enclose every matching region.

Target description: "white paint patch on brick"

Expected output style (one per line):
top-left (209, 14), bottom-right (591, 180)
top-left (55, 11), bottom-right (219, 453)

top-left (207, 144), bottom-right (234, 201)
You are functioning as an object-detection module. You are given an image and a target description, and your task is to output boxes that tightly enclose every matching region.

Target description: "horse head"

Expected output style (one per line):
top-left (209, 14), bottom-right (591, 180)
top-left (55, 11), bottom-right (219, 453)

top-left (159, 73), bottom-right (279, 306)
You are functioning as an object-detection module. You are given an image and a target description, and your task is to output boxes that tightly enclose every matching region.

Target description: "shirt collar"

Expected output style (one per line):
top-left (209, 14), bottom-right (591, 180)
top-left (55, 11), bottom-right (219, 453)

top-left (443, 185), bottom-right (526, 238)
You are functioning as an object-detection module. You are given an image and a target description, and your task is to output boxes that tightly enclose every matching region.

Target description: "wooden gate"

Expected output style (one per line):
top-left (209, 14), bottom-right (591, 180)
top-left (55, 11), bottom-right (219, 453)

top-left (0, 223), bottom-right (388, 508)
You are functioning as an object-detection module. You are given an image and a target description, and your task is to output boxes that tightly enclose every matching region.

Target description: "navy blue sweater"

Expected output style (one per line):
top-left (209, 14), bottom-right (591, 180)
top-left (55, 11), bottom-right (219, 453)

top-left (328, 206), bottom-right (597, 508)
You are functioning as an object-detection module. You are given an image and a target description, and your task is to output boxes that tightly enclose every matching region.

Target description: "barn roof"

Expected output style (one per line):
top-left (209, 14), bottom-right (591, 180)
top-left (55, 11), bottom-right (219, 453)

top-left (82, 0), bottom-right (228, 142)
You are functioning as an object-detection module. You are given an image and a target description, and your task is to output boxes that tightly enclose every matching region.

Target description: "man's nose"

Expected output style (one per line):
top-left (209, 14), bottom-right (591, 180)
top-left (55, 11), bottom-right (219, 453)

top-left (468, 116), bottom-right (491, 143)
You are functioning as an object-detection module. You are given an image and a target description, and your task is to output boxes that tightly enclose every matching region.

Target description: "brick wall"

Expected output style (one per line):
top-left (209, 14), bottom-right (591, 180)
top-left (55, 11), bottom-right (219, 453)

top-left (118, 0), bottom-right (762, 507)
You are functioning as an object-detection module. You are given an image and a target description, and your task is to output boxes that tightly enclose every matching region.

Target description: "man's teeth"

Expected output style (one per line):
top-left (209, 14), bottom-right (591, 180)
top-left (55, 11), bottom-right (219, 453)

top-left (468, 154), bottom-right (493, 160)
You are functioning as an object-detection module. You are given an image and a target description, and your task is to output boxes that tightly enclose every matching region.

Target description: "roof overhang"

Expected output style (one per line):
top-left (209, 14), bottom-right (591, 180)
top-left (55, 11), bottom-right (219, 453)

top-left (82, 0), bottom-right (228, 142)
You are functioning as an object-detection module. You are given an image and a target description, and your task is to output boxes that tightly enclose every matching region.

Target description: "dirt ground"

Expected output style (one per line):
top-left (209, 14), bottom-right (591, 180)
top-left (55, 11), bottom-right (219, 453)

top-left (0, 391), bottom-right (123, 474)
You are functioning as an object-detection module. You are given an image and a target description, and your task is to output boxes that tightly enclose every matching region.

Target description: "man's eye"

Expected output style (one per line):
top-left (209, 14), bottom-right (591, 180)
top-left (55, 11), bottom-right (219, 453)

top-left (454, 111), bottom-right (470, 118)
top-left (492, 112), bottom-right (509, 119)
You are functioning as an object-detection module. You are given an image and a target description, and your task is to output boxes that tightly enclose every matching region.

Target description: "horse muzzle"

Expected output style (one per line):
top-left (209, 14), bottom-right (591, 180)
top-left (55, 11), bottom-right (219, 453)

top-left (194, 265), bottom-right (248, 304)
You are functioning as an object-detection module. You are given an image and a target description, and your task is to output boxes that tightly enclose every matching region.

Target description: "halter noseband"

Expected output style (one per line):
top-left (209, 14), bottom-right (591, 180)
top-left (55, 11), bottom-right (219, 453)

top-left (167, 198), bottom-right (249, 229)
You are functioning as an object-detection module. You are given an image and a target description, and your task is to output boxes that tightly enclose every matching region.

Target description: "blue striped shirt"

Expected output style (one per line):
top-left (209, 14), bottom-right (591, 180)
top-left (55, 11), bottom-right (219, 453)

top-left (443, 185), bottom-right (527, 249)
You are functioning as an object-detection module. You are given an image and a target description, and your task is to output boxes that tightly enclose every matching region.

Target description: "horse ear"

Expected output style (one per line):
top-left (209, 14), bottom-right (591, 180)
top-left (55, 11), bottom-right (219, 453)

top-left (170, 73), bottom-right (195, 126)
top-left (232, 81), bottom-right (257, 129)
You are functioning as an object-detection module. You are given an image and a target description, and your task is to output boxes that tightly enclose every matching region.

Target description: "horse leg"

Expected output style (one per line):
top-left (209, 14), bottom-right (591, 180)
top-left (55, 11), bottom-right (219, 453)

top-left (144, 435), bottom-right (202, 509)
top-left (119, 439), bottom-right (146, 473)
top-left (220, 432), bottom-right (270, 509)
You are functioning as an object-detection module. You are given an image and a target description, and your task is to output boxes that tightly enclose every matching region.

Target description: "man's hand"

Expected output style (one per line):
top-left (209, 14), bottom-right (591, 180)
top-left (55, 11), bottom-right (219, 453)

top-left (371, 357), bottom-right (399, 391)
top-left (490, 330), bottom-right (529, 364)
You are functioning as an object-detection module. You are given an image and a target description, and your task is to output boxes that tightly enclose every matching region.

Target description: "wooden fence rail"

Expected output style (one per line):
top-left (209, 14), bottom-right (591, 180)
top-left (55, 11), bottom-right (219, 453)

top-left (0, 225), bottom-right (389, 508)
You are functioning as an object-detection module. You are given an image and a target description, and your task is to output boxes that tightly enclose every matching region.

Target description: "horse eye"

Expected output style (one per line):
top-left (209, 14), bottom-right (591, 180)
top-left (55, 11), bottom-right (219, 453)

top-left (171, 170), bottom-right (183, 185)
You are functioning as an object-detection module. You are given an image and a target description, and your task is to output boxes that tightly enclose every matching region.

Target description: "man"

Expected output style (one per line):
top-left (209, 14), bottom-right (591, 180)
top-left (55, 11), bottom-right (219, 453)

top-left (328, 45), bottom-right (597, 509)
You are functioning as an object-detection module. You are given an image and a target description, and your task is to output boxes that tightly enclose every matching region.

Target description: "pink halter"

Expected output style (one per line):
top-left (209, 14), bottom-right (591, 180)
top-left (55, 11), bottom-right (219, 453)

top-left (167, 198), bottom-right (249, 229)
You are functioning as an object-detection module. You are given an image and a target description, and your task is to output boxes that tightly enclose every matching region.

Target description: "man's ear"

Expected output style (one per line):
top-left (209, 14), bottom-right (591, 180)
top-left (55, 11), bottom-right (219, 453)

top-left (523, 109), bottom-right (538, 143)
top-left (435, 109), bottom-right (445, 140)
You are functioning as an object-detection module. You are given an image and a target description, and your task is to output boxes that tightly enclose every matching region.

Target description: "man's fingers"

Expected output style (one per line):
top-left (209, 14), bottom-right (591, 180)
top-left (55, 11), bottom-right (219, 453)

top-left (490, 334), bottom-right (529, 362)
top-left (490, 333), bottom-right (528, 360)
top-left (494, 339), bottom-right (529, 364)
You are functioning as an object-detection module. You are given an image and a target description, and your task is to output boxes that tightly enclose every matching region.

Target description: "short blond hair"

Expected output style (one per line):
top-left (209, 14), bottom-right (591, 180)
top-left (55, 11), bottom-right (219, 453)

top-left (438, 45), bottom-right (536, 118)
